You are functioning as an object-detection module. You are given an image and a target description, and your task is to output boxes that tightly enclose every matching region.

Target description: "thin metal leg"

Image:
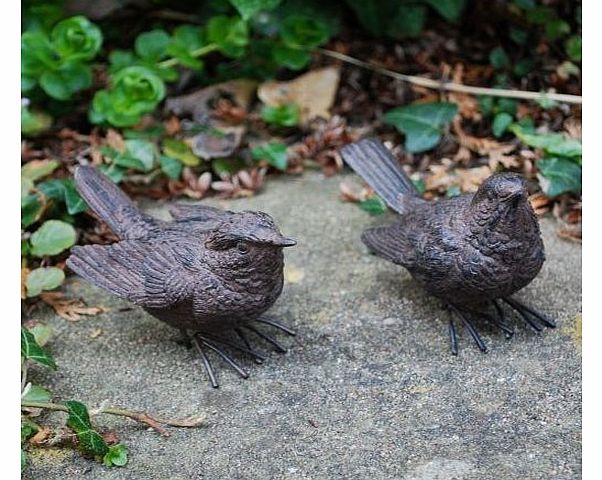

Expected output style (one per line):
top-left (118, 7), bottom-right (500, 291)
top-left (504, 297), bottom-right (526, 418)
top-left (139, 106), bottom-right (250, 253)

top-left (450, 305), bottom-right (488, 353)
top-left (201, 333), bottom-right (267, 362)
top-left (244, 325), bottom-right (287, 353)
top-left (504, 297), bottom-right (556, 329)
top-left (492, 300), bottom-right (514, 338)
top-left (502, 298), bottom-right (543, 332)
top-left (235, 328), bottom-right (264, 364)
top-left (448, 317), bottom-right (458, 356)
top-left (192, 336), bottom-right (219, 388)
top-left (197, 335), bottom-right (249, 379)
top-left (256, 318), bottom-right (296, 336)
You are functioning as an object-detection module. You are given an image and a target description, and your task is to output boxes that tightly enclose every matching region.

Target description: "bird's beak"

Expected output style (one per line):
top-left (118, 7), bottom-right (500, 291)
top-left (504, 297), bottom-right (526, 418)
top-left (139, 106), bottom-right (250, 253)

top-left (272, 236), bottom-right (297, 247)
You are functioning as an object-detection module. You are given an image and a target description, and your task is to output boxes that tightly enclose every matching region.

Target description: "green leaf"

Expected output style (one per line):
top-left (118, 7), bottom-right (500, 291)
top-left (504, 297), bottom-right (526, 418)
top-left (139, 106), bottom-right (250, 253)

top-left (51, 16), bottom-right (102, 61)
top-left (509, 27), bottom-right (528, 45)
top-left (65, 400), bottom-right (109, 458)
top-left (228, 0), bottom-right (282, 21)
top-left (21, 450), bottom-right (27, 471)
top-left (21, 327), bottom-right (57, 369)
top-left (26, 267), bottom-right (65, 297)
top-left (125, 139), bottom-right (157, 171)
top-left (39, 63), bottom-right (92, 100)
top-left (29, 322), bottom-right (54, 347)
top-left (21, 194), bottom-right (44, 229)
top-left (207, 16), bottom-right (249, 58)
top-left (513, 58), bottom-right (534, 77)
top-left (510, 126), bottom-right (581, 159)
top-left (159, 155), bottom-right (183, 180)
top-left (261, 104), bottom-right (300, 127)
top-left (212, 158), bottom-right (246, 176)
top-left (489, 47), bottom-right (509, 70)
top-left (565, 35), bottom-right (582, 62)
top-left (545, 19), bottom-right (570, 40)
top-left (135, 30), bottom-right (170, 61)
top-left (446, 185), bottom-right (461, 197)
top-left (103, 444), bottom-right (129, 467)
top-left (251, 143), bottom-right (288, 171)
top-left (99, 164), bottom-right (126, 183)
top-left (167, 25), bottom-right (206, 70)
top-left (21, 105), bottom-right (52, 137)
top-left (30, 220), bottom-right (77, 257)
top-left (162, 139), bottom-right (201, 167)
top-left (424, 0), bottom-right (466, 21)
top-left (272, 45), bottom-right (311, 70)
top-left (526, 6), bottom-right (555, 25)
top-left (386, 5), bottom-right (427, 38)
top-left (22, 419), bottom-right (39, 443)
top-left (537, 157), bottom-right (581, 197)
top-left (492, 112), bottom-right (513, 138)
top-left (359, 196), bottom-right (387, 215)
top-left (495, 98), bottom-right (517, 116)
top-left (22, 385), bottom-right (52, 403)
top-left (281, 15), bottom-right (329, 48)
top-left (21, 159), bottom-right (60, 182)
top-left (383, 102), bottom-right (458, 153)
top-left (63, 179), bottom-right (87, 214)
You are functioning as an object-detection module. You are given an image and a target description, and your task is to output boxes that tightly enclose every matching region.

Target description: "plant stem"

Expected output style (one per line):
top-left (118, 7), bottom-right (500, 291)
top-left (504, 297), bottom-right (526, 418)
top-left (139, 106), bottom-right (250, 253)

top-left (21, 401), bottom-right (205, 437)
top-left (318, 48), bottom-right (582, 105)
top-left (158, 44), bottom-right (220, 69)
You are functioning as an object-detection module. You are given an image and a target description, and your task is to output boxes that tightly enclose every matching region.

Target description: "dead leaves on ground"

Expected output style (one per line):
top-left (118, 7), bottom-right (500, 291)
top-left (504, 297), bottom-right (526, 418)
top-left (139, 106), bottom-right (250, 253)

top-left (40, 292), bottom-right (107, 321)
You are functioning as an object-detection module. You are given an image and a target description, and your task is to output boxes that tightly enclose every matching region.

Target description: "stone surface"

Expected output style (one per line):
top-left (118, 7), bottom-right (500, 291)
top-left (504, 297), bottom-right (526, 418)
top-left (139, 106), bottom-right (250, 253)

top-left (24, 172), bottom-right (582, 479)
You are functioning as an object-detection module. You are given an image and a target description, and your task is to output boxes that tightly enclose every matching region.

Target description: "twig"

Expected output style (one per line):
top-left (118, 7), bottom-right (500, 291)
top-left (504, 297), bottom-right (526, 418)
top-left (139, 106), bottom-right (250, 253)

top-left (21, 401), bottom-right (206, 437)
top-left (318, 48), bottom-right (582, 104)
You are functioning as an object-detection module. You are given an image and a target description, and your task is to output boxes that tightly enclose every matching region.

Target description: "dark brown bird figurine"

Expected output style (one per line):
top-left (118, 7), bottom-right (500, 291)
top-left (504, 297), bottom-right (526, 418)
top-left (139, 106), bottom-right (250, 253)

top-left (67, 166), bottom-right (296, 387)
top-left (341, 138), bottom-right (555, 354)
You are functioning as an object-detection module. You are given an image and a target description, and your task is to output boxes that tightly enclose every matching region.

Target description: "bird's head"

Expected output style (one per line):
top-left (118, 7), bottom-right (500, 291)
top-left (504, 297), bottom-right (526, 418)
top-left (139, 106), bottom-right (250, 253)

top-left (204, 211), bottom-right (295, 272)
top-left (470, 173), bottom-right (529, 212)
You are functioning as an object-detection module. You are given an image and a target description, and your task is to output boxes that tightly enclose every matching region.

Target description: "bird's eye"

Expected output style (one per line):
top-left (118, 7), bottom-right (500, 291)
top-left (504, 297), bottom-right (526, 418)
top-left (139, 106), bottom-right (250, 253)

top-left (236, 241), bottom-right (249, 254)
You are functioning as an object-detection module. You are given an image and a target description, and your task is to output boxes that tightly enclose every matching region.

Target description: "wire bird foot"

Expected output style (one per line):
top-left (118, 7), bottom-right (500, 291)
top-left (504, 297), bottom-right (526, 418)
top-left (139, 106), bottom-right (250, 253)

top-left (190, 318), bottom-right (295, 388)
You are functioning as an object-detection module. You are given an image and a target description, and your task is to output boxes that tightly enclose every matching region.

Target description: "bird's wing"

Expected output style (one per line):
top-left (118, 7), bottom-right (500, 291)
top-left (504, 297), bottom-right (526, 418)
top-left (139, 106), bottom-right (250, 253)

top-left (361, 224), bottom-right (416, 268)
top-left (67, 240), bottom-right (201, 309)
top-left (67, 241), bottom-right (149, 302)
top-left (169, 204), bottom-right (232, 223)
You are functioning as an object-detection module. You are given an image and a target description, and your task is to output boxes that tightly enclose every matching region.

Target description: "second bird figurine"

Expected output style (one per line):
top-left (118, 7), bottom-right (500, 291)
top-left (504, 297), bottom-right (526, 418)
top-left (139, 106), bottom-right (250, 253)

top-left (341, 138), bottom-right (555, 354)
top-left (67, 166), bottom-right (297, 388)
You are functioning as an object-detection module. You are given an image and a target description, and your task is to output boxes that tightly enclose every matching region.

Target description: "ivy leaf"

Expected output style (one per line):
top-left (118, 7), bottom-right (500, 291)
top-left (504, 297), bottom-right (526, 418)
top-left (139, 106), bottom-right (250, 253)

top-left (26, 267), bottom-right (65, 297)
top-left (261, 104), bottom-right (300, 127)
top-left (21, 194), bottom-right (44, 229)
top-left (565, 35), bottom-right (582, 62)
top-left (251, 142), bottom-right (288, 171)
top-left (162, 139), bottom-right (201, 167)
top-left (510, 126), bottom-right (581, 160)
top-left (21, 159), bottom-right (60, 182)
top-left (359, 196), bottom-right (387, 215)
top-left (30, 220), bottom-right (77, 257)
top-left (65, 400), bottom-right (109, 458)
top-left (537, 157), bottom-right (581, 198)
top-left (135, 30), bottom-right (170, 61)
top-left (159, 155), bottom-right (183, 180)
top-left (423, 0), bottom-right (466, 22)
top-left (22, 384), bottom-right (52, 403)
top-left (22, 419), bottom-right (39, 443)
top-left (228, 0), bottom-right (282, 21)
top-left (384, 102), bottom-right (458, 153)
top-left (492, 112), bottom-right (513, 138)
top-left (63, 179), bottom-right (87, 214)
top-left (21, 327), bottom-right (57, 369)
top-left (280, 15), bottom-right (329, 49)
top-left (103, 444), bottom-right (129, 467)
top-left (124, 139), bottom-right (157, 171)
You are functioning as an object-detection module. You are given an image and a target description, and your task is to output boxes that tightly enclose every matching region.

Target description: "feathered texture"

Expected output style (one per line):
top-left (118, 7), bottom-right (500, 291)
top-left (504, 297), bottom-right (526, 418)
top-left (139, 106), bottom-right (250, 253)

top-left (74, 166), bottom-right (157, 239)
top-left (341, 138), bottom-right (420, 214)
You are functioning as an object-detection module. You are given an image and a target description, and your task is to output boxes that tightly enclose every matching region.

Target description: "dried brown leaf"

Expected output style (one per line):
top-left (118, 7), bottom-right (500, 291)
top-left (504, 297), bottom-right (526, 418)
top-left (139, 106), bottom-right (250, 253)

top-left (40, 292), bottom-right (107, 321)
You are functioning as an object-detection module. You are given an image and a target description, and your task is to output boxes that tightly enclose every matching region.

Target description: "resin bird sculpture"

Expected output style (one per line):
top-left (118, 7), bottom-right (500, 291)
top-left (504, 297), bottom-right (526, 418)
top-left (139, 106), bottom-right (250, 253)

top-left (341, 138), bottom-right (555, 354)
top-left (67, 166), bottom-right (296, 387)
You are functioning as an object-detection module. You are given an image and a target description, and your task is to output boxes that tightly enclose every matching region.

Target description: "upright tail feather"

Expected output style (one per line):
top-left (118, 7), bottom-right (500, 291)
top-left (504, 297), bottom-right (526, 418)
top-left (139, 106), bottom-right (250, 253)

top-left (74, 166), bottom-right (154, 239)
top-left (341, 138), bottom-right (420, 214)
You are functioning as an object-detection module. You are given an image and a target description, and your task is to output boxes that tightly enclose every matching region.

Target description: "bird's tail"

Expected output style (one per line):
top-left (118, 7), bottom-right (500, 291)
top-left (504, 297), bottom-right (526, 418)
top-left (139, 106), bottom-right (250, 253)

top-left (341, 138), bottom-right (420, 214)
top-left (74, 166), bottom-right (150, 238)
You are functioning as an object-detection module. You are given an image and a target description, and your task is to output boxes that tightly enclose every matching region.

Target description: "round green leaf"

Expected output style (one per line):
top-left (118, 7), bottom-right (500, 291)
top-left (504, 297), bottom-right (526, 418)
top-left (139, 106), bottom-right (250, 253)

top-left (51, 15), bottom-right (102, 61)
top-left (135, 29), bottom-right (170, 61)
top-left (26, 267), bottom-right (65, 297)
top-left (30, 220), bottom-right (77, 257)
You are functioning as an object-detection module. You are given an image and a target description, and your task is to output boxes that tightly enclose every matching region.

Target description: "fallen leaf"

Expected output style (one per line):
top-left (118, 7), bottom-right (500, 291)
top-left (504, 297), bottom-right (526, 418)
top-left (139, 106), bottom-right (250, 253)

top-left (90, 328), bottom-right (103, 338)
top-left (21, 266), bottom-right (30, 300)
top-left (29, 426), bottom-right (52, 446)
top-left (190, 125), bottom-right (245, 159)
top-left (284, 265), bottom-right (305, 284)
top-left (105, 129), bottom-right (125, 152)
top-left (258, 67), bottom-right (340, 123)
top-left (40, 292), bottom-right (107, 321)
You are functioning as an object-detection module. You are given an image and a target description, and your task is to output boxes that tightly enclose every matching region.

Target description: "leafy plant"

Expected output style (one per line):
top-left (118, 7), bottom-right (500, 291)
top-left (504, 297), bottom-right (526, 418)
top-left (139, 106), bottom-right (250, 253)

top-left (384, 102), bottom-right (458, 152)
top-left (251, 142), bottom-right (288, 170)
top-left (261, 104), bottom-right (300, 126)
top-left (22, 15), bottom-right (102, 100)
